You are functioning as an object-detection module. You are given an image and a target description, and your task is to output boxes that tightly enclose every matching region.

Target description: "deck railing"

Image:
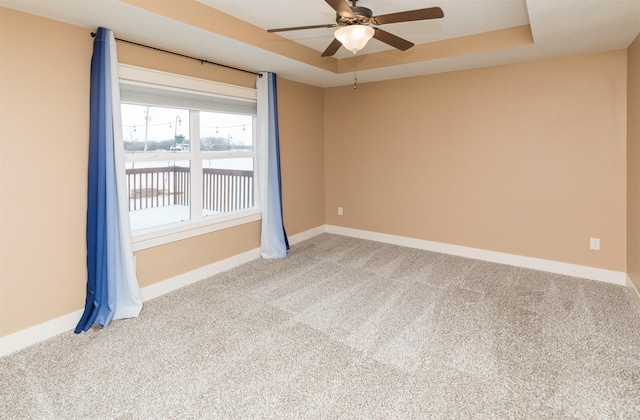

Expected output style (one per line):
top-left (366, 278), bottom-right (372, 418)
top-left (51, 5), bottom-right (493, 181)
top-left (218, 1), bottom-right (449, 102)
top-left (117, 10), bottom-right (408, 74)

top-left (203, 168), bottom-right (254, 212)
top-left (126, 166), bottom-right (253, 213)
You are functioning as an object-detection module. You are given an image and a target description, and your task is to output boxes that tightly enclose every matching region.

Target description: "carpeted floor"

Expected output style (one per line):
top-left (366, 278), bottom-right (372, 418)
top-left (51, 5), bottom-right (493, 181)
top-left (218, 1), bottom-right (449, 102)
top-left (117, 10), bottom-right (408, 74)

top-left (2, 233), bottom-right (640, 418)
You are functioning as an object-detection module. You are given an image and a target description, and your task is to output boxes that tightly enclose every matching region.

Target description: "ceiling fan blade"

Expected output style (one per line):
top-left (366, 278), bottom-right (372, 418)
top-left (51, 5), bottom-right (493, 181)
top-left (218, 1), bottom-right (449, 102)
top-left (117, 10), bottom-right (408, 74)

top-left (325, 0), bottom-right (356, 18)
top-left (321, 38), bottom-right (343, 57)
top-left (268, 23), bottom-right (337, 33)
top-left (372, 28), bottom-right (414, 51)
top-left (373, 7), bottom-right (444, 25)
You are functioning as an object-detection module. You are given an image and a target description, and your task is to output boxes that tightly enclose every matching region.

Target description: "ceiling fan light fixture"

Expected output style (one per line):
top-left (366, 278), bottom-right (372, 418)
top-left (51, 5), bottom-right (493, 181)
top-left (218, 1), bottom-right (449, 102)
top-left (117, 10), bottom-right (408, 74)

top-left (334, 25), bottom-right (374, 54)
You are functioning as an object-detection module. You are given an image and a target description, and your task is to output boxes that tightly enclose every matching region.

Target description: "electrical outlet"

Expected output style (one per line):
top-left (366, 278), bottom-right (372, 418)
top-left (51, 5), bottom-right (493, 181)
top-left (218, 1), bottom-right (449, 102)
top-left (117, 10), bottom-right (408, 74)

top-left (338, 207), bottom-right (343, 216)
top-left (589, 237), bottom-right (600, 251)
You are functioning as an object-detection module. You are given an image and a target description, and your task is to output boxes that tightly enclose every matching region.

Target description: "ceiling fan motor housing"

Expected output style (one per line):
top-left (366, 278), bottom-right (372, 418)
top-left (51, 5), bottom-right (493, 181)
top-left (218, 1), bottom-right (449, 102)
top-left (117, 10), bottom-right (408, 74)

top-left (337, 6), bottom-right (374, 26)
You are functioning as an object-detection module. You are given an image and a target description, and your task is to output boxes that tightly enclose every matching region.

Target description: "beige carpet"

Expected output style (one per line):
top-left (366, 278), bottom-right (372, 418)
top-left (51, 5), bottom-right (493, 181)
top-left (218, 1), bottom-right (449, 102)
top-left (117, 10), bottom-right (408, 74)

top-left (2, 233), bottom-right (640, 418)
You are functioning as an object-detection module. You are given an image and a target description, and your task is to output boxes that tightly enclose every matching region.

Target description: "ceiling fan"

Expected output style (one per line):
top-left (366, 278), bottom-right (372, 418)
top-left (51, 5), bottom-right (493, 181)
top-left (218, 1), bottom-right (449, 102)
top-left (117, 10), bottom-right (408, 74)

top-left (267, 0), bottom-right (444, 57)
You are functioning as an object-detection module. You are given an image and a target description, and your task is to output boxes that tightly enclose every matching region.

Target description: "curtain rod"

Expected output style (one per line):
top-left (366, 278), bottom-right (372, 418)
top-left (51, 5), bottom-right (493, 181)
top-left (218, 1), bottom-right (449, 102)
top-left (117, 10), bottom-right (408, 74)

top-left (90, 32), bottom-right (261, 77)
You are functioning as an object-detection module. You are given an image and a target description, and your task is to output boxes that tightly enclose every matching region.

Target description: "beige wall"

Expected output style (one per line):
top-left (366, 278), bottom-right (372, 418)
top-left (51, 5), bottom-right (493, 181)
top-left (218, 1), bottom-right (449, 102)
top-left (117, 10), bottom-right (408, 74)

top-left (277, 78), bottom-right (325, 235)
top-left (325, 51), bottom-right (627, 271)
top-left (0, 9), bottom-right (325, 336)
top-left (1, 9), bottom-right (93, 337)
top-left (628, 34), bottom-right (640, 291)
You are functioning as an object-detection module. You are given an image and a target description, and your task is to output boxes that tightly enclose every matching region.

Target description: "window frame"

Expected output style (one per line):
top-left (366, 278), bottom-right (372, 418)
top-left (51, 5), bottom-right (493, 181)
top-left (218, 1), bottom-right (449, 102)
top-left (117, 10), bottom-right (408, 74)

top-left (118, 64), bottom-right (261, 251)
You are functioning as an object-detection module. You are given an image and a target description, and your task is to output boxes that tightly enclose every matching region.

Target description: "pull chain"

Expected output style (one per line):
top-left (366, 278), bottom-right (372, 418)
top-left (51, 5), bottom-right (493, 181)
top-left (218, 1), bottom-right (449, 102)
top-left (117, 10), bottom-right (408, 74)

top-left (353, 54), bottom-right (358, 89)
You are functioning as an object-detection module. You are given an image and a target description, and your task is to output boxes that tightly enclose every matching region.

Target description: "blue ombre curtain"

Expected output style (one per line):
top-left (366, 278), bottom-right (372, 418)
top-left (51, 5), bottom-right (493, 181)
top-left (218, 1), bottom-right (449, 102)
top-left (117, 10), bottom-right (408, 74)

top-left (257, 72), bottom-right (289, 258)
top-left (75, 28), bottom-right (142, 333)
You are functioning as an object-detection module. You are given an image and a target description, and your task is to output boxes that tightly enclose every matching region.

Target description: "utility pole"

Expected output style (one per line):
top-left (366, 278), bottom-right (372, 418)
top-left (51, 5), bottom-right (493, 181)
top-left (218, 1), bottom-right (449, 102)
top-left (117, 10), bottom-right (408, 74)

top-left (143, 106), bottom-right (150, 152)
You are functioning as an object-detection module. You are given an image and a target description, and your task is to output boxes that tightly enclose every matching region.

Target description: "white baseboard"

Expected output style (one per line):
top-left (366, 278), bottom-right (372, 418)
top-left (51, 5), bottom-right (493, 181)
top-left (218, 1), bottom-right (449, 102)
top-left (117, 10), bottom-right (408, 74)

top-left (140, 247), bottom-right (261, 301)
top-left (1, 251), bottom-right (261, 357)
top-left (4, 224), bottom-right (629, 357)
top-left (626, 275), bottom-right (640, 307)
top-left (288, 225), bottom-right (326, 245)
top-left (0, 309), bottom-right (84, 357)
top-left (0, 225), bottom-right (326, 358)
top-left (325, 225), bottom-right (627, 286)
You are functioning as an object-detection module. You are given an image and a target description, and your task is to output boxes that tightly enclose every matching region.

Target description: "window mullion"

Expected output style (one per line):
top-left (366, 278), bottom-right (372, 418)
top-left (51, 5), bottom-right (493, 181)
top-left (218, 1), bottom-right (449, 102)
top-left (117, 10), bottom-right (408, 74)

top-left (252, 114), bottom-right (260, 210)
top-left (190, 110), bottom-right (203, 222)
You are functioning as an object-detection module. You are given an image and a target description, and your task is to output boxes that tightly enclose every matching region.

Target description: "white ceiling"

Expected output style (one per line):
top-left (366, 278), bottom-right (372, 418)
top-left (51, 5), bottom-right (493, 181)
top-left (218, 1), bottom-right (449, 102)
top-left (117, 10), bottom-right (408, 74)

top-left (1, 0), bottom-right (639, 87)
top-left (198, 0), bottom-right (531, 59)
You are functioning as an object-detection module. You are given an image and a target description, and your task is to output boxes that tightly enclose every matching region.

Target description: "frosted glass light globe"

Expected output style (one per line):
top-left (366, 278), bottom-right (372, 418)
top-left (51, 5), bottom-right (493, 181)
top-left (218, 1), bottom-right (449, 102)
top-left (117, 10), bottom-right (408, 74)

top-left (334, 25), bottom-right (374, 54)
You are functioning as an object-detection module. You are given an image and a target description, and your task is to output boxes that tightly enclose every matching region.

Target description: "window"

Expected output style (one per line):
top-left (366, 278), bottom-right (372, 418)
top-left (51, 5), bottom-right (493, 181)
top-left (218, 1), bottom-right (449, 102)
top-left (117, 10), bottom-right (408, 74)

top-left (118, 65), bottom-right (260, 250)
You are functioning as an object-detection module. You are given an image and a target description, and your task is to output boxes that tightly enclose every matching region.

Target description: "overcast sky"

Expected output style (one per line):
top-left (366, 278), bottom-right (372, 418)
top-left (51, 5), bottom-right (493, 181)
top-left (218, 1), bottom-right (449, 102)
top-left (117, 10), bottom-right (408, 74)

top-left (121, 104), bottom-right (254, 145)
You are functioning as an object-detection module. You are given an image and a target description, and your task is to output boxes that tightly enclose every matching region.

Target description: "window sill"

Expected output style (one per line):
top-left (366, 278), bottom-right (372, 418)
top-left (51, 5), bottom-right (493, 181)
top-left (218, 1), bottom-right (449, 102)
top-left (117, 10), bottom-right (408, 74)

top-left (131, 209), bottom-right (261, 251)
